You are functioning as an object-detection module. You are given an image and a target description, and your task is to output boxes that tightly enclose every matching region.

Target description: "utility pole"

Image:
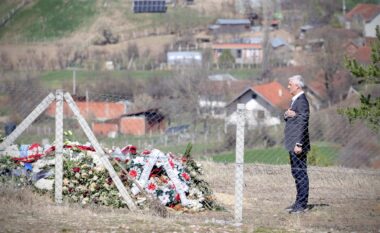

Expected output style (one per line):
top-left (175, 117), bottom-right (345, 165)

top-left (261, 0), bottom-right (272, 81)
top-left (72, 68), bottom-right (76, 95)
top-left (343, 0), bottom-right (349, 29)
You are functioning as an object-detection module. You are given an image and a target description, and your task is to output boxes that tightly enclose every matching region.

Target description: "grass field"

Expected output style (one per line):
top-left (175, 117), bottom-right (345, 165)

top-left (0, 0), bottom-right (97, 41)
top-left (38, 68), bottom-right (261, 89)
top-left (40, 70), bottom-right (173, 88)
top-left (212, 143), bottom-right (339, 166)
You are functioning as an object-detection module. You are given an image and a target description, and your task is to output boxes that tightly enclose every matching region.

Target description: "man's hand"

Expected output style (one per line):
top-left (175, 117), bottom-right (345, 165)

top-left (284, 109), bottom-right (296, 118)
top-left (294, 145), bottom-right (302, 155)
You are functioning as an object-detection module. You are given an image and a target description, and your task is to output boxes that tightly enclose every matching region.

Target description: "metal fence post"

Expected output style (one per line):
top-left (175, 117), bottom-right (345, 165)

top-left (55, 90), bottom-right (64, 204)
top-left (235, 103), bottom-right (245, 224)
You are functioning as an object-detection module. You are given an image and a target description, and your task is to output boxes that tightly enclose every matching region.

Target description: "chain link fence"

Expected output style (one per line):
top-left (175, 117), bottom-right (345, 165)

top-left (0, 75), bottom-right (379, 232)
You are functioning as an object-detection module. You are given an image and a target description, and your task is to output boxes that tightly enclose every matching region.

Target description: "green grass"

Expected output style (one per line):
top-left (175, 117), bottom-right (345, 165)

top-left (228, 68), bottom-right (261, 80)
top-left (212, 143), bottom-right (340, 166)
top-left (0, 0), bottom-right (97, 41)
top-left (39, 67), bottom-right (262, 89)
top-left (40, 70), bottom-right (173, 89)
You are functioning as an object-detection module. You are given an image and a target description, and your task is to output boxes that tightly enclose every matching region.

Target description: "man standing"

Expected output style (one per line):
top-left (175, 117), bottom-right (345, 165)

top-left (284, 75), bottom-right (310, 214)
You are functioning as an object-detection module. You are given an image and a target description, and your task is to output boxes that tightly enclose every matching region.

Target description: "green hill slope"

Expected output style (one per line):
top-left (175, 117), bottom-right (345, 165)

top-left (0, 0), bottom-right (214, 43)
top-left (0, 0), bottom-right (97, 41)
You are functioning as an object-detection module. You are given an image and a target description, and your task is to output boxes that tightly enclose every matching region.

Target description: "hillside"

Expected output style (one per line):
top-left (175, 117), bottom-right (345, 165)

top-left (0, 0), bottom-right (235, 70)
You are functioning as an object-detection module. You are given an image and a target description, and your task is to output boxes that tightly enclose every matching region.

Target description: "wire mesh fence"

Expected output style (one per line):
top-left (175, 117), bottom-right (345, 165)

top-left (0, 76), bottom-right (379, 232)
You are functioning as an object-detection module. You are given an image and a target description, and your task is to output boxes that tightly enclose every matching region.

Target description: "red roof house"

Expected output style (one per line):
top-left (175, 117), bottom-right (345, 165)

top-left (225, 81), bottom-right (291, 127)
top-left (345, 3), bottom-right (380, 38)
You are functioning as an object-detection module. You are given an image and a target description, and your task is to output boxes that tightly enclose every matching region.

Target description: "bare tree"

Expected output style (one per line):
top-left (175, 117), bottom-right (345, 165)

top-left (312, 28), bottom-right (352, 106)
top-left (159, 67), bottom-right (209, 129)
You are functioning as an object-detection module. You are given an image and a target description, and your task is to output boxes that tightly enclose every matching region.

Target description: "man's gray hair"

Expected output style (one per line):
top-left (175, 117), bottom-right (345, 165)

top-left (288, 75), bottom-right (305, 88)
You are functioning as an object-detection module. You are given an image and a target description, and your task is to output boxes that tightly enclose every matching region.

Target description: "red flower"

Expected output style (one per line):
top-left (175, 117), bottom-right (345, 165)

top-left (181, 172), bottom-right (190, 181)
top-left (107, 177), bottom-right (113, 185)
top-left (72, 167), bottom-right (80, 173)
top-left (142, 150), bottom-right (151, 155)
top-left (115, 157), bottom-right (121, 162)
top-left (175, 193), bottom-right (181, 201)
top-left (181, 157), bottom-right (188, 163)
top-left (147, 182), bottom-right (156, 191)
top-left (121, 145), bottom-right (137, 155)
top-left (129, 169), bottom-right (138, 178)
top-left (169, 159), bottom-right (175, 168)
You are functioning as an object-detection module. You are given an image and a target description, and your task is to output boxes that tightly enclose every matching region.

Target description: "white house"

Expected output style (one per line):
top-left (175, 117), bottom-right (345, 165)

top-left (225, 81), bottom-right (291, 129)
top-left (345, 3), bottom-right (380, 38)
top-left (167, 51), bottom-right (202, 67)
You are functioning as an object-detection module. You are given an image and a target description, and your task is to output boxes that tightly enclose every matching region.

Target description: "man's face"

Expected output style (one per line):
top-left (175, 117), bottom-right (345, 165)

top-left (288, 80), bottom-right (299, 96)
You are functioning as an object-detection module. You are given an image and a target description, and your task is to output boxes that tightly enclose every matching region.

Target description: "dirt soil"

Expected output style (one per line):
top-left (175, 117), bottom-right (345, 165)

top-left (1, 162), bottom-right (379, 233)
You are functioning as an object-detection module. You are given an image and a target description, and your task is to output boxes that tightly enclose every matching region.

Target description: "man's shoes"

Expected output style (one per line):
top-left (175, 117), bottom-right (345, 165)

top-left (284, 203), bottom-right (295, 211)
top-left (288, 205), bottom-right (307, 214)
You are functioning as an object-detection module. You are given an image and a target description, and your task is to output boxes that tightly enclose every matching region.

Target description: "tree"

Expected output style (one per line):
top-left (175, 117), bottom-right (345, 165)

top-left (339, 26), bottom-right (380, 131)
top-left (218, 49), bottom-right (235, 68)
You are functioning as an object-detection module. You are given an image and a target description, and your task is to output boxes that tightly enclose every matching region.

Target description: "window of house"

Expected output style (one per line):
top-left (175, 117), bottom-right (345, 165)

top-left (236, 49), bottom-right (242, 58)
top-left (257, 110), bottom-right (265, 119)
top-left (252, 93), bottom-right (257, 99)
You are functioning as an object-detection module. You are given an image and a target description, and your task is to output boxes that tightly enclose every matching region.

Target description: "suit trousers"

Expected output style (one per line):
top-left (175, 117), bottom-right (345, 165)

top-left (289, 150), bottom-right (309, 207)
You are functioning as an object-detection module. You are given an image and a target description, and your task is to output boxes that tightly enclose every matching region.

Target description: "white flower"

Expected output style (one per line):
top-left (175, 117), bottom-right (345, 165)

top-left (158, 194), bottom-right (170, 205)
top-left (63, 178), bottom-right (69, 186)
top-left (81, 197), bottom-right (89, 205)
top-left (94, 166), bottom-right (105, 172)
top-left (81, 172), bottom-right (88, 178)
top-left (89, 182), bottom-right (97, 192)
top-left (187, 199), bottom-right (203, 210)
top-left (155, 159), bottom-right (163, 167)
top-left (133, 156), bottom-right (145, 165)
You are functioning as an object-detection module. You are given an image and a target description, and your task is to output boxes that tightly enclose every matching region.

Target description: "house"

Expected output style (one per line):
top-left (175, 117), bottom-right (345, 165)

top-left (194, 30), bottom-right (212, 48)
top-left (198, 78), bottom-right (252, 119)
top-left (210, 19), bottom-right (252, 34)
top-left (167, 51), bottom-right (202, 67)
top-left (343, 38), bottom-right (365, 57)
top-left (212, 43), bottom-right (262, 65)
top-left (351, 46), bottom-right (372, 65)
top-left (92, 122), bottom-right (119, 137)
top-left (299, 25), bottom-right (314, 39)
top-left (270, 37), bottom-right (292, 66)
top-left (345, 3), bottom-right (380, 38)
top-left (119, 109), bottom-right (166, 136)
top-left (92, 109), bottom-right (166, 136)
top-left (46, 100), bottom-right (127, 121)
top-left (225, 81), bottom-right (291, 129)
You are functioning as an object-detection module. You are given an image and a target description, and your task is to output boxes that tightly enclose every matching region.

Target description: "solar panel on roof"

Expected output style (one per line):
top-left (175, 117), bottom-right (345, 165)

top-left (133, 0), bottom-right (167, 13)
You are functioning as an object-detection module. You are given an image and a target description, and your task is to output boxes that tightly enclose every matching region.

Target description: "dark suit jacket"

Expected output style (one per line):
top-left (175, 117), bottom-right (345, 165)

top-left (284, 93), bottom-right (310, 152)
